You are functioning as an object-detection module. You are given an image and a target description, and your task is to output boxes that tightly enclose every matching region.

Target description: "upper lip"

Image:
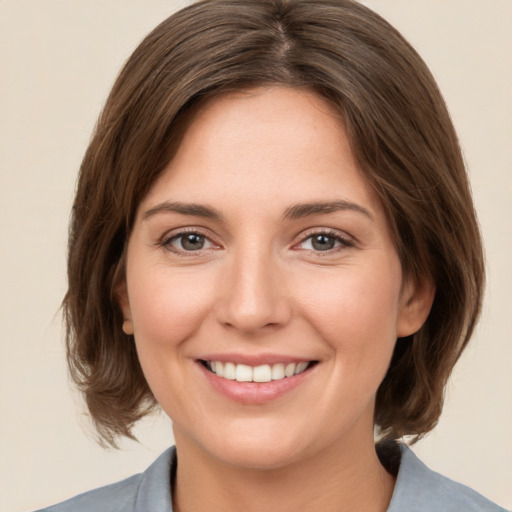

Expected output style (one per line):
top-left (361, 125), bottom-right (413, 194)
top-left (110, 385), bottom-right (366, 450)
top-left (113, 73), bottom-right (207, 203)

top-left (197, 353), bottom-right (317, 366)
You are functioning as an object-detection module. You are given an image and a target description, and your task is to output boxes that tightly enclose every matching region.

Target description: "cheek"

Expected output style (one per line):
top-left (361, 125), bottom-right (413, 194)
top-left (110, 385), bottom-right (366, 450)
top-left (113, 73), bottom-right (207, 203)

top-left (294, 260), bottom-right (402, 368)
top-left (127, 265), bottom-right (215, 347)
top-left (126, 265), bottom-right (218, 416)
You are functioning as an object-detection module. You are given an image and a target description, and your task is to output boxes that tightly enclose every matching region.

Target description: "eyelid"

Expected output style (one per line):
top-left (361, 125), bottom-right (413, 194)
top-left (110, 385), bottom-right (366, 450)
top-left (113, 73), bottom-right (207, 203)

top-left (158, 227), bottom-right (221, 255)
top-left (156, 226), bottom-right (354, 255)
top-left (293, 228), bottom-right (355, 251)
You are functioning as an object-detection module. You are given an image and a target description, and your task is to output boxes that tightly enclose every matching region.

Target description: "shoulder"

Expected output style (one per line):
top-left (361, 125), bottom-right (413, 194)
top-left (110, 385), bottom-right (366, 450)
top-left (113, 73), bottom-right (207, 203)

top-left (34, 474), bottom-right (142, 512)
top-left (388, 444), bottom-right (507, 512)
top-left (34, 447), bottom-right (176, 512)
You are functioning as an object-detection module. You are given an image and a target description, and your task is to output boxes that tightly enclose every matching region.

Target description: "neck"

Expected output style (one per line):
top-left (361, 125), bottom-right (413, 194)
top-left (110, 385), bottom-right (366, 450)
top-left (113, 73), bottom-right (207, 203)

top-left (172, 428), bottom-right (395, 512)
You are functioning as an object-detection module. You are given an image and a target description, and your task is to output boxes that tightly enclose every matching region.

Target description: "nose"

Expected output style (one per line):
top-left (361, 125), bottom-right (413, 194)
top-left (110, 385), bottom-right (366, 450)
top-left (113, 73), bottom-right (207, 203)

top-left (215, 245), bottom-right (292, 335)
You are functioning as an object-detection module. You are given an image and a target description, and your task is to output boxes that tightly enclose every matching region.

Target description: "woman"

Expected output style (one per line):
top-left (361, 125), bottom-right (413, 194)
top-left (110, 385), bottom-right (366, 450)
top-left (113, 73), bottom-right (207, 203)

top-left (36, 0), bottom-right (506, 511)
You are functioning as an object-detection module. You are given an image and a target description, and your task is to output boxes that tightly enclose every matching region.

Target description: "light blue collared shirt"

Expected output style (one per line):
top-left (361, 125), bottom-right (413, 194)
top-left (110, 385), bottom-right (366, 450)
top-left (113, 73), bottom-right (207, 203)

top-left (36, 445), bottom-right (507, 512)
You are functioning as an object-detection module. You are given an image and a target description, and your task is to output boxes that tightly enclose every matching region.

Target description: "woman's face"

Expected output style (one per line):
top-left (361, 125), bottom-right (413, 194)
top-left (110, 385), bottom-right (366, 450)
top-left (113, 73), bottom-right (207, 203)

top-left (120, 87), bottom-right (430, 469)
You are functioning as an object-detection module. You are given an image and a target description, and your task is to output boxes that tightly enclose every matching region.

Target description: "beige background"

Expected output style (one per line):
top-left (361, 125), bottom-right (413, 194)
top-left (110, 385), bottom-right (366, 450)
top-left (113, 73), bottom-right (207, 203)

top-left (1, 1), bottom-right (511, 511)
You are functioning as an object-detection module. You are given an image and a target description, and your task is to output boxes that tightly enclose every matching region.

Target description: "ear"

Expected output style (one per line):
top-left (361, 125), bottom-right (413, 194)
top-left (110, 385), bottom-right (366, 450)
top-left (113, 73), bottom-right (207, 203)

top-left (116, 279), bottom-right (134, 335)
top-left (397, 275), bottom-right (435, 338)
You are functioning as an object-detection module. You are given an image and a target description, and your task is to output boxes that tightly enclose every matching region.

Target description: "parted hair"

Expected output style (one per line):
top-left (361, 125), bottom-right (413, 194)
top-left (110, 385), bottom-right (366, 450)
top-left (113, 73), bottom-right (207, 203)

top-left (64, 0), bottom-right (484, 446)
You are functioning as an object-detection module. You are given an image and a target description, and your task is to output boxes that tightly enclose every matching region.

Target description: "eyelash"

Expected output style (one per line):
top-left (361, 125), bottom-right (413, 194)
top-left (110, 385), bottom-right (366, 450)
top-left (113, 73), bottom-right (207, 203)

top-left (158, 228), bottom-right (354, 256)
top-left (158, 228), bottom-right (218, 256)
top-left (294, 229), bottom-right (354, 254)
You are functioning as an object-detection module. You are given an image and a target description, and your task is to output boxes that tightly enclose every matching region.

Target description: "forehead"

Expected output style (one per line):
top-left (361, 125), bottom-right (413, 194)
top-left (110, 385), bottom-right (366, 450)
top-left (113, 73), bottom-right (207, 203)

top-left (140, 86), bottom-right (382, 220)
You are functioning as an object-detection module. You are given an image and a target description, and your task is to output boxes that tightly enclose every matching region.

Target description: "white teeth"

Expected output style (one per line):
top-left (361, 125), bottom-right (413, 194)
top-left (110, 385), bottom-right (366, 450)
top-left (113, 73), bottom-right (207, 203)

top-left (253, 365), bottom-right (272, 382)
top-left (235, 364), bottom-right (253, 382)
top-left (206, 360), bottom-right (311, 382)
top-left (284, 363), bottom-right (296, 377)
top-left (271, 363), bottom-right (285, 380)
top-left (295, 362), bottom-right (308, 375)
top-left (224, 362), bottom-right (236, 380)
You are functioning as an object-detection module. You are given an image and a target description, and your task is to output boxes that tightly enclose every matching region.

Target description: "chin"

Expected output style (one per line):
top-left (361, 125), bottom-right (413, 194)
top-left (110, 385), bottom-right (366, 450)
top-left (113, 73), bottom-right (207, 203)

top-left (213, 439), bottom-right (305, 471)
top-left (176, 419), bottom-right (311, 471)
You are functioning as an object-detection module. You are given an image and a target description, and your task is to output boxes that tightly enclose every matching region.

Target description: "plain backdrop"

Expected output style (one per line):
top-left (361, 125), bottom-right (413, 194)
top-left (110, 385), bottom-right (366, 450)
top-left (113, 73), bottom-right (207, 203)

top-left (1, 1), bottom-right (511, 511)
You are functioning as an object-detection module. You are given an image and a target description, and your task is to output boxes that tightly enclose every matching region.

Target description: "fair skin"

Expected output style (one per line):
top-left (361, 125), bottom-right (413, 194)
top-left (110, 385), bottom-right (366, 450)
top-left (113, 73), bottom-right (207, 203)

top-left (119, 87), bottom-right (434, 512)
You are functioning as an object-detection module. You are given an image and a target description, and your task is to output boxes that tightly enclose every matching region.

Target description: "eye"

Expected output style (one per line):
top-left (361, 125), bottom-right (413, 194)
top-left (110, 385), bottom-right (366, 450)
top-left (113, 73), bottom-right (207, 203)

top-left (164, 231), bottom-right (214, 252)
top-left (304, 234), bottom-right (337, 251)
top-left (297, 231), bottom-right (353, 252)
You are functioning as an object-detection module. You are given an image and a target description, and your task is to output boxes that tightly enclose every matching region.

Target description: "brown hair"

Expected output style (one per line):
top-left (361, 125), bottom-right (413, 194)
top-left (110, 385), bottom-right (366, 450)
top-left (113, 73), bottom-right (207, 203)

top-left (64, 0), bottom-right (484, 446)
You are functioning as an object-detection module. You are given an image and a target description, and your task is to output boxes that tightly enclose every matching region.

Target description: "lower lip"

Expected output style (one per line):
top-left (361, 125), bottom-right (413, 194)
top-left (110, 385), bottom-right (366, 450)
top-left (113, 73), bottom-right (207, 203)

top-left (198, 362), bottom-right (315, 404)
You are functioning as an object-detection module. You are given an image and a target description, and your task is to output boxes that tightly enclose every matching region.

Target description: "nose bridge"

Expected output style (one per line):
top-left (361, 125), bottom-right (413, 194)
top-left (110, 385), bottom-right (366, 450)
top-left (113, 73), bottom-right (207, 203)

top-left (216, 239), bottom-right (290, 333)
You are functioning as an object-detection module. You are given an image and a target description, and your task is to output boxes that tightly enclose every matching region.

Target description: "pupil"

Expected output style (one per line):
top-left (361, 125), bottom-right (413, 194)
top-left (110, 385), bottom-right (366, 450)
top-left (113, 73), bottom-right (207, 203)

top-left (182, 234), bottom-right (204, 250)
top-left (312, 235), bottom-right (335, 251)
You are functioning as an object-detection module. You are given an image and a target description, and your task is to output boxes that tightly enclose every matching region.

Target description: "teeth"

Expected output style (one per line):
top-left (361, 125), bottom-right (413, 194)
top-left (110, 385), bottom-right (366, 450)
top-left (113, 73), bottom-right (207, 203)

top-left (214, 361), bottom-right (224, 377)
top-left (253, 365), bottom-right (272, 383)
top-left (235, 364), bottom-right (253, 382)
top-left (295, 362), bottom-right (308, 374)
top-left (284, 363), bottom-right (296, 377)
top-left (271, 363), bottom-right (285, 380)
top-left (206, 360), bottom-right (311, 382)
top-left (224, 362), bottom-right (236, 380)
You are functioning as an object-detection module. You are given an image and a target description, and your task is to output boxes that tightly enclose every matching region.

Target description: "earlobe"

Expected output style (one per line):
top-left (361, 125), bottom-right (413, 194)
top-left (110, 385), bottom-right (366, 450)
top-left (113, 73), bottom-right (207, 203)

top-left (116, 279), bottom-right (134, 335)
top-left (397, 276), bottom-right (436, 338)
top-left (122, 319), bottom-right (134, 335)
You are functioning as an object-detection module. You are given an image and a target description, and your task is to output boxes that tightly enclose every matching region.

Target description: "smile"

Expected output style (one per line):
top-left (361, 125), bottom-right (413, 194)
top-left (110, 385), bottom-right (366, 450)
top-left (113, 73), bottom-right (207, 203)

top-left (203, 361), bottom-right (315, 382)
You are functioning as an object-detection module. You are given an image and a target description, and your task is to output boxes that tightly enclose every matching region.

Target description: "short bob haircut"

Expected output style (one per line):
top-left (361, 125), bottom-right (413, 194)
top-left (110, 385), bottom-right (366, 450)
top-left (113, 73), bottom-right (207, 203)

top-left (64, 0), bottom-right (484, 447)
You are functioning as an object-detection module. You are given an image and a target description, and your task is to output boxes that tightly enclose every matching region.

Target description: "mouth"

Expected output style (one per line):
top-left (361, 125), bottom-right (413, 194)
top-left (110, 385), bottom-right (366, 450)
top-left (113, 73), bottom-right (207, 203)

top-left (199, 360), bottom-right (318, 383)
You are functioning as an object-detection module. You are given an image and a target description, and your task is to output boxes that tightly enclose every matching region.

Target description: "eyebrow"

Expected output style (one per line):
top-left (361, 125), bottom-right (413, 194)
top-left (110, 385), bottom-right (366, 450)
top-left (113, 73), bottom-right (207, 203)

top-left (143, 201), bottom-right (223, 221)
top-left (142, 199), bottom-right (374, 223)
top-left (282, 200), bottom-right (374, 221)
